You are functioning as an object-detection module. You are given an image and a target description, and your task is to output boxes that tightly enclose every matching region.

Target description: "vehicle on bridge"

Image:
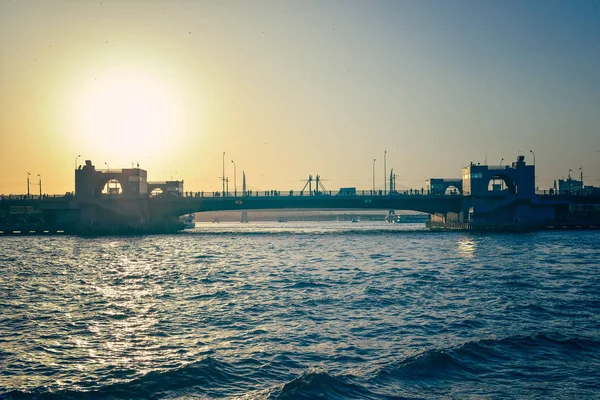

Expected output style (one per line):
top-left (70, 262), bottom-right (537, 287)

top-left (337, 187), bottom-right (357, 196)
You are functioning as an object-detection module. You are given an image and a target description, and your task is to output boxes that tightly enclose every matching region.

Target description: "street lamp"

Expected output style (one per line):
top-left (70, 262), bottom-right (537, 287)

top-left (500, 158), bottom-right (504, 168)
top-left (231, 160), bottom-right (237, 197)
top-left (372, 158), bottom-right (376, 194)
top-left (529, 149), bottom-right (536, 189)
top-left (74, 155), bottom-right (81, 195)
top-left (27, 172), bottom-right (31, 199)
top-left (384, 150), bottom-right (387, 195)
top-left (222, 152), bottom-right (225, 196)
top-left (104, 162), bottom-right (109, 173)
top-left (38, 174), bottom-right (42, 198)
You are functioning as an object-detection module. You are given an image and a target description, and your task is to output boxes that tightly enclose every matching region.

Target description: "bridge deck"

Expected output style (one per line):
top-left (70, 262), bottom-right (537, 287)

top-left (149, 194), bottom-right (464, 216)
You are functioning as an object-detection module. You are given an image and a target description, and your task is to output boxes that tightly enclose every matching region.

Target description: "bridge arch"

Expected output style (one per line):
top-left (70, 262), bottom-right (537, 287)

top-left (102, 179), bottom-right (123, 195)
top-left (150, 194), bottom-right (464, 222)
top-left (94, 175), bottom-right (129, 197)
top-left (444, 185), bottom-right (461, 195)
top-left (487, 174), bottom-right (516, 194)
top-left (150, 188), bottom-right (164, 197)
top-left (427, 179), bottom-right (462, 195)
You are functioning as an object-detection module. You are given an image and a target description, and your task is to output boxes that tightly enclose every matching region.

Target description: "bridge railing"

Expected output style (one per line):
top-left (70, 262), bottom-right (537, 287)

top-left (536, 189), bottom-right (600, 196)
top-left (0, 193), bottom-right (74, 201)
top-left (168, 188), bottom-right (456, 199)
top-left (0, 189), bottom-right (455, 201)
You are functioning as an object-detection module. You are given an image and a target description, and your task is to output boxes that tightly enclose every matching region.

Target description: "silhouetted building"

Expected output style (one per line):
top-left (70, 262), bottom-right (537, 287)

top-left (427, 178), bottom-right (462, 195)
top-left (461, 156), bottom-right (534, 198)
top-left (557, 178), bottom-right (583, 194)
top-left (75, 160), bottom-right (148, 200)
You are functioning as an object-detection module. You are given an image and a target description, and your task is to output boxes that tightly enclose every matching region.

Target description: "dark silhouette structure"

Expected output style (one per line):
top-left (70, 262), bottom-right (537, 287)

top-left (1, 157), bottom-right (599, 235)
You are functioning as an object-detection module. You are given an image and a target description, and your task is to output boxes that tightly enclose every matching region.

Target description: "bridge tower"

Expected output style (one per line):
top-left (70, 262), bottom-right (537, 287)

top-left (459, 155), bottom-right (552, 227)
top-left (75, 160), bottom-right (148, 200)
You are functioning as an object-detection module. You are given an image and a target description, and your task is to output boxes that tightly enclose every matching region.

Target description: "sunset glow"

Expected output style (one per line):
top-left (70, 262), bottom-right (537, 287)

top-left (70, 68), bottom-right (184, 160)
top-left (1, 0), bottom-right (599, 194)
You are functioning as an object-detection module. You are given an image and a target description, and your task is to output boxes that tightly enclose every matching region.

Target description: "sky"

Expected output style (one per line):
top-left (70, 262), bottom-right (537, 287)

top-left (1, 0), bottom-right (599, 194)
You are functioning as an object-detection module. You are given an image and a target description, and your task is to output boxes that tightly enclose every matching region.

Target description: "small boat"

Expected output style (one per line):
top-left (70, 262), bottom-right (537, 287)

top-left (277, 217), bottom-right (288, 223)
top-left (351, 217), bottom-right (359, 223)
top-left (180, 214), bottom-right (195, 229)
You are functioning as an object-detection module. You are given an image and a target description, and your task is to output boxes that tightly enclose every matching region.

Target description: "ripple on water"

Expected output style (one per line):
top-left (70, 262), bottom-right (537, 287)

top-left (0, 227), bottom-right (599, 399)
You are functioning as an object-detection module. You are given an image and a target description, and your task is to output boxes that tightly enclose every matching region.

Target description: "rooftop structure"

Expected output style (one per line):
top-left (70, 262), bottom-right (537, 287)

top-left (461, 155), bottom-right (535, 198)
top-left (75, 160), bottom-right (148, 200)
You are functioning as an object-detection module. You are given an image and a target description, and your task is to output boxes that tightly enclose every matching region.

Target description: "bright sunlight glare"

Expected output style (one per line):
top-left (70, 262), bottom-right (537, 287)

top-left (71, 69), bottom-right (183, 160)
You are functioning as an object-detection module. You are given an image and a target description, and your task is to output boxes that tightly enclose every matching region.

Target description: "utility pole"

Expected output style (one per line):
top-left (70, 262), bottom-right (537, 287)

top-left (222, 152), bottom-right (225, 196)
top-left (580, 167), bottom-right (583, 191)
top-left (38, 174), bottom-right (42, 198)
top-left (27, 172), bottom-right (30, 199)
top-left (74, 154), bottom-right (81, 196)
top-left (372, 158), bottom-right (376, 194)
top-left (231, 160), bottom-right (236, 196)
top-left (384, 150), bottom-right (387, 195)
top-left (243, 171), bottom-right (246, 196)
top-left (529, 149), bottom-right (536, 189)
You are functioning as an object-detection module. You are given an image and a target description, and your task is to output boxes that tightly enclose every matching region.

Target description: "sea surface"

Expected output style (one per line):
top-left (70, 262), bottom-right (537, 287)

top-left (1, 222), bottom-right (599, 399)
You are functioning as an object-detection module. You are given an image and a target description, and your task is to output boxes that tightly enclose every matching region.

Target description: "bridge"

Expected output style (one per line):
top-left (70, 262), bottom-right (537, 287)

top-left (149, 192), bottom-right (463, 219)
top-left (1, 157), bottom-right (599, 235)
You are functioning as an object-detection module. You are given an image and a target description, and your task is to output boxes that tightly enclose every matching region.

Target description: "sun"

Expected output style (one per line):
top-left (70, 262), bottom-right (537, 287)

top-left (71, 68), bottom-right (183, 161)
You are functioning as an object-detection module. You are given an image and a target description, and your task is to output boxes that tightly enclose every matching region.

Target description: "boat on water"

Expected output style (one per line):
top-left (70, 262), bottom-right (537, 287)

top-left (351, 217), bottom-right (359, 223)
top-left (396, 214), bottom-right (430, 224)
top-left (277, 217), bottom-right (288, 223)
top-left (180, 214), bottom-right (195, 229)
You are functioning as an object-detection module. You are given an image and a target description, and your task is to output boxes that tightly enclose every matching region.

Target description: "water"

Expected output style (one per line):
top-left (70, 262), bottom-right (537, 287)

top-left (1, 222), bottom-right (599, 399)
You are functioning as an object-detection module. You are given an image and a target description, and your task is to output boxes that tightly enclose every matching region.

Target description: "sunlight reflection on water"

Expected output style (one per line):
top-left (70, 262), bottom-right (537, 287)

top-left (1, 224), bottom-right (599, 398)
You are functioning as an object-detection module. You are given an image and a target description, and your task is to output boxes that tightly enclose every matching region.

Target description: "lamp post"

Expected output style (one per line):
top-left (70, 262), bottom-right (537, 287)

top-left (568, 169), bottom-right (572, 193)
top-left (38, 174), bottom-right (42, 198)
top-left (104, 163), bottom-right (111, 194)
top-left (384, 150), bottom-right (387, 195)
top-left (529, 149), bottom-right (536, 189)
top-left (372, 158), bottom-right (376, 194)
top-left (222, 152), bottom-right (225, 196)
top-left (27, 172), bottom-right (30, 199)
top-left (74, 155), bottom-right (81, 196)
top-left (231, 160), bottom-right (237, 197)
top-left (498, 158), bottom-right (505, 190)
top-left (580, 167), bottom-right (583, 191)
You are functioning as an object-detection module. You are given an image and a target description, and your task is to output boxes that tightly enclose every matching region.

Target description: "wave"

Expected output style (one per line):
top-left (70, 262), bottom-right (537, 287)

top-left (286, 280), bottom-right (330, 289)
top-left (373, 333), bottom-right (600, 385)
top-left (266, 367), bottom-right (414, 400)
top-left (3, 335), bottom-right (598, 399)
top-left (0, 357), bottom-right (253, 400)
